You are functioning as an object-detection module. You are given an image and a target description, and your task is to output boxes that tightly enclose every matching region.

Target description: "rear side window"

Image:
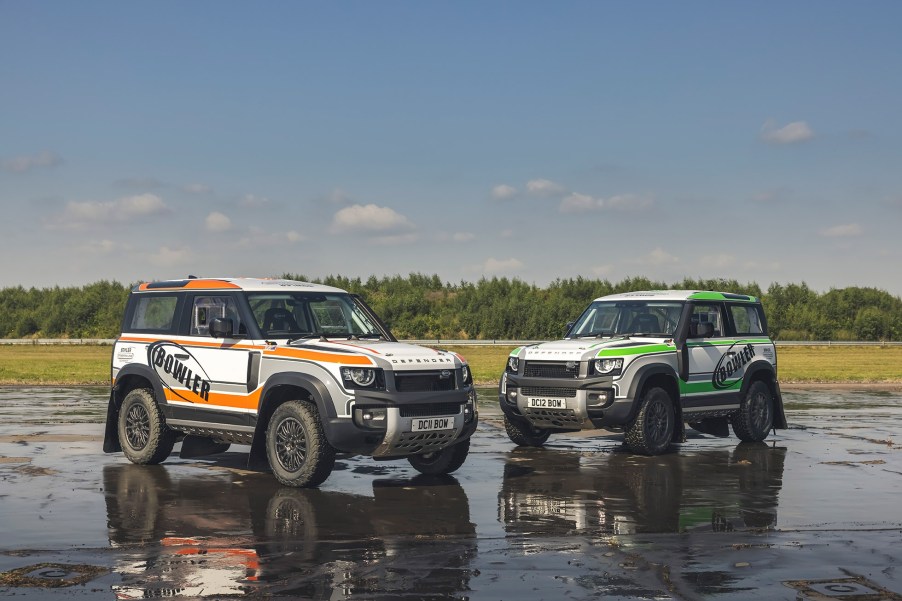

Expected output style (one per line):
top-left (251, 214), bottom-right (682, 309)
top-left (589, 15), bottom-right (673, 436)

top-left (730, 304), bottom-right (766, 335)
top-left (126, 295), bottom-right (180, 333)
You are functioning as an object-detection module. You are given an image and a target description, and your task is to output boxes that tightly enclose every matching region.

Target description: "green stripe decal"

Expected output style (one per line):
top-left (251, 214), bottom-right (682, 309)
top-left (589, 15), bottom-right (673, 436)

top-left (680, 380), bottom-right (741, 394)
top-left (597, 344), bottom-right (674, 357)
top-left (687, 291), bottom-right (759, 302)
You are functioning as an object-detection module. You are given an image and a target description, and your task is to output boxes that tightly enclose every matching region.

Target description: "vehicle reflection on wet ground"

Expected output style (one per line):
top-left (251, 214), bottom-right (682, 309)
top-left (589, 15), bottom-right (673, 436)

top-left (1, 386), bottom-right (901, 599)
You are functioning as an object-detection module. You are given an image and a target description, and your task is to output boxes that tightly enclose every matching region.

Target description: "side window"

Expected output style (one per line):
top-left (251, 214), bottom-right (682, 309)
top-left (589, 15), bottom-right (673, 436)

top-left (191, 296), bottom-right (244, 337)
top-left (128, 295), bottom-right (179, 333)
top-left (730, 304), bottom-right (765, 335)
top-left (690, 303), bottom-right (725, 337)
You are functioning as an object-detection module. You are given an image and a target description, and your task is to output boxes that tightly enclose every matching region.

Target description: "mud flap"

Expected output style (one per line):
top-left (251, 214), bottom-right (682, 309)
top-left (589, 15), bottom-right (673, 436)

top-left (102, 390), bottom-right (122, 453)
top-left (179, 435), bottom-right (231, 459)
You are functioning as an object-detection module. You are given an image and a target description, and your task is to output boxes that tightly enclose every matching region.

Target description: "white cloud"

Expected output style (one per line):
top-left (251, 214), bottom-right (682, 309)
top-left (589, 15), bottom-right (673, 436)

top-left (372, 233), bottom-right (420, 245)
top-left (699, 253), bottom-right (736, 268)
top-left (559, 192), bottom-right (652, 213)
top-left (238, 227), bottom-right (305, 248)
top-left (79, 239), bottom-right (119, 254)
top-left (592, 264), bottom-right (613, 277)
top-left (482, 257), bottom-right (524, 274)
top-left (491, 184), bottom-right (517, 200)
top-left (526, 179), bottom-right (567, 197)
top-left (184, 183), bottom-right (211, 194)
top-left (1, 150), bottom-right (62, 173)
top-left (240, 194), bottom-right (270, 208)
top-left (330, 203), bottom-right (415, 234)
top-left (452, 232), bottom-right (475, 243)
top-left (760, 119), bottom-right (815, 145)
top-left (52, 193), bottom-right (169, 228)
top-left (150, 246), bottom-right (193, 267)
top-left (820, 223), bottom-right (862, 237)
top-left (560, 193), bottom-right (599, 213)
top-left (205, 211), bottom-right (232, 232)
top-left (631, 248), bottom-right (679, 266)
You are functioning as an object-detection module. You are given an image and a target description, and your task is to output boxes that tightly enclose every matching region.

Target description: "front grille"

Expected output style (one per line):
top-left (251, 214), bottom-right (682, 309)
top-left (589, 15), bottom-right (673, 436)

top-left (521, 387), bottom-right (577, 398)
top-left (395, 371), bottom-right (456, 392)
top-left (399, 403), bottom-right (462, 418)
top-left (524, 361), bottom-right (579, 378)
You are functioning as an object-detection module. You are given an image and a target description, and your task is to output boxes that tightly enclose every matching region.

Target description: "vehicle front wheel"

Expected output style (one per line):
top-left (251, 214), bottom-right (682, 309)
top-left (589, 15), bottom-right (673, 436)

top-left (407, 439), bottom-right (470, 475)
top-left (732, 380), bottom-right (774, 442)
top-left (117, 388), bottom-right (176, 465)
top-left (266, 401), bottom-right (336, 488)
top-left (624, 386), bottom-right (675, 455)
top-left (503, 414), bottom-right (551, 447)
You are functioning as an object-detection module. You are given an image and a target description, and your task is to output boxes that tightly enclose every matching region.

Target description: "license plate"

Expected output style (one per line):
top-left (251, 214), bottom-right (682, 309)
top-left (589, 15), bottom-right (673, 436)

top-left (410, 417), bottom-right (454, 432)
top-left (528, 397), bottom-right (567, 409)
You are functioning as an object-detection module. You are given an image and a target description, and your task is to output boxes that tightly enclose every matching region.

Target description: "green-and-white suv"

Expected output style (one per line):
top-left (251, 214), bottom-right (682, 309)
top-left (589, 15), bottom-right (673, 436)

top-left (498, 290), bottom-right (786, 454)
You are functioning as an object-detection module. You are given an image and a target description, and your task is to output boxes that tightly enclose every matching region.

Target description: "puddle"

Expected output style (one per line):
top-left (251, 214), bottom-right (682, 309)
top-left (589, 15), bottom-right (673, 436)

top-left (0, 385), bottom-right (900, 599)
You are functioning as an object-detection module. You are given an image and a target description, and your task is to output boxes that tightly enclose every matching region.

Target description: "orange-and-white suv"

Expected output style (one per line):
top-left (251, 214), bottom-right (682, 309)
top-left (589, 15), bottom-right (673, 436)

top-left (103, 277), bottom-right (477, 487)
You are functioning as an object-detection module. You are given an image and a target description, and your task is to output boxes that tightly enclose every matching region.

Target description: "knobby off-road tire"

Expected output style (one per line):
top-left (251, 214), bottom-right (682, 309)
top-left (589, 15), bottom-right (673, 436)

top-left (624, 386), bottom-right (675, 455)
top-left (407, 439), bottom-right (470, 475)
top-left (732, 380), bottom-right (774, 442)
top-left (503, 414), bottom-right (551, 447)
top-left (117, 388), bottom-right (176, 465)
top-left (266, 401), bottom-right (336, 488)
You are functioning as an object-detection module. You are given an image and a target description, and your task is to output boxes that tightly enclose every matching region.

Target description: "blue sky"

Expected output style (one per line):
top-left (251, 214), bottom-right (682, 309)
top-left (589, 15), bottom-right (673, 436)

top-left (2, 2), bottom-right (901, 295)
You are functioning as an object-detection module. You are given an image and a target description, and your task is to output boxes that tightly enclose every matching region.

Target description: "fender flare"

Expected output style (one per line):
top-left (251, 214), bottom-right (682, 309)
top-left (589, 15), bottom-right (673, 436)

top-left (740, 361), bottom-right (787, 429)
top-left (103, 364), bottom-right (167, 453)
top-left (248, 372), bottom-right (339, 469)
top-left (625, 364), bottom-right (684, 441)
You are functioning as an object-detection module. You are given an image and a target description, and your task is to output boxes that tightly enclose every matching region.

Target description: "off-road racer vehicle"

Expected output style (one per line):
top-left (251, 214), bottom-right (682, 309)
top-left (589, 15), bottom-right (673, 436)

top-left (499, 290), bottom-right (786, 454)
top-left (103, 277), bottom-right (477, 487)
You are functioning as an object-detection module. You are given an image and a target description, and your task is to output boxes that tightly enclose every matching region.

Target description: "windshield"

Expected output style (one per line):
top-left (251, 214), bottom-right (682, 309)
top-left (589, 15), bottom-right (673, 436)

top-left (246, 292), bottom-right (386, 340)
top-left (568, 300), bottom-right (683, 338)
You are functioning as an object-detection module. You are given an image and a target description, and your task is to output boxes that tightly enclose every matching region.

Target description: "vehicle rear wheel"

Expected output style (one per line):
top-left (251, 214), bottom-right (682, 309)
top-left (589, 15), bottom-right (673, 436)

top-left (503, 414), bottom-right (551, 447)
top-left (624, 386), bottom-right (675, 455)
top-left (266, 401), bottom-right (336, 488)
top-left (117, 388), bottom-right (176, 465)
top-left (407, 439), bottom-right (470, 475)
top-left (732, 380), bottom-right (774, 442)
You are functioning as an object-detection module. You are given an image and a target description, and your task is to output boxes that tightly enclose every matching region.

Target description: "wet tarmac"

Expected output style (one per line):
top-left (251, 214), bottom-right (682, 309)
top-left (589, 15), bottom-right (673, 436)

top-left (1, 386), bottom-right (901, 600)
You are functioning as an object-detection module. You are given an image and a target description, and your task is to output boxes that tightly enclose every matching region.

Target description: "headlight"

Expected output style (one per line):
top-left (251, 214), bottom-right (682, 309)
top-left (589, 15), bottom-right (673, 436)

top-left (507, 356), bottom-right (519, 373)
top-left (593, 358), bottom-right (623, 375)
top-left (341, 366), bottom-right (380, 388)
top-left (461, 364), bottom-right (471, 385)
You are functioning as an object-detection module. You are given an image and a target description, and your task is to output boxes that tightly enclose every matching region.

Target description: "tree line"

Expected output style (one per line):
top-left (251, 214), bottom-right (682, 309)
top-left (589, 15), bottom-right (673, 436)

top-left (0, 275), bottom-right (899, 341)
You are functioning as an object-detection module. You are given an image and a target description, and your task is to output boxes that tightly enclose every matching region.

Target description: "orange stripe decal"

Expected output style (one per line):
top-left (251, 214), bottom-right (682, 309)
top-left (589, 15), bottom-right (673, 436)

top-left (267, 346), bottom-right (373, 365)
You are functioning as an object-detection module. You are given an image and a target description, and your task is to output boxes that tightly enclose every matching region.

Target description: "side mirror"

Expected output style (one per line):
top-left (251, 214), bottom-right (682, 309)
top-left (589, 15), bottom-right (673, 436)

top-left (209, 317), bottom-right (233, 338)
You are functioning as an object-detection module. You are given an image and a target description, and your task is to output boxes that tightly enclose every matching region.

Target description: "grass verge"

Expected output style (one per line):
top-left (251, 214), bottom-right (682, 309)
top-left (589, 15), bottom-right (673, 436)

top-left (1, 343), bottom-right (900, 387)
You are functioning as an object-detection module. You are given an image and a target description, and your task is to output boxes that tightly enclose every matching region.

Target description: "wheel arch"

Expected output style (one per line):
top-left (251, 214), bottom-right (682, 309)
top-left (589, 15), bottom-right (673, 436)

top-left (626, 365), bottom-right (683, 442)
top-left (248, 373), bottom-right (337, 470)
top-left (741, 362), bottom-right (787, 429)
top-left (104, 365), bottom-right (165, 454)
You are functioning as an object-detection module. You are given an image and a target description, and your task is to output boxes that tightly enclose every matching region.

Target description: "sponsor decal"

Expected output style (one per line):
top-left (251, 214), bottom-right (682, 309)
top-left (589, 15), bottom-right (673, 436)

top-left (147, 342), bottom-right (212, 402)
top-left (116, 346), bottom-right (134, 362)
top-left (713, 342), bottom-right (756, 390)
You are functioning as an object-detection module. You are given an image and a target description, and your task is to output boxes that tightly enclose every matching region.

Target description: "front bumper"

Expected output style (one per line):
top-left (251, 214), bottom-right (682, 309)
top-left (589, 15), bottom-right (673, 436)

top-left (324, 387), bottom-right (478, 457)
top-left (499, 372), bottom-right (634, 430)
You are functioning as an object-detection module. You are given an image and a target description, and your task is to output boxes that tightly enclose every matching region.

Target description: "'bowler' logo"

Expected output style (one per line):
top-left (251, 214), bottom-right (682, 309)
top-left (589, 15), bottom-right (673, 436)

top-left (712, 342), bottom-right (755, 390)
top-left (147, 342), bottom-right (212, 402)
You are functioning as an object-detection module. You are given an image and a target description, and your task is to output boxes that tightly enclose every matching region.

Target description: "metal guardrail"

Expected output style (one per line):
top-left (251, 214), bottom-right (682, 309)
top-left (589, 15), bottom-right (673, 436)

top-left (2, 338), bottom-right (900, 347)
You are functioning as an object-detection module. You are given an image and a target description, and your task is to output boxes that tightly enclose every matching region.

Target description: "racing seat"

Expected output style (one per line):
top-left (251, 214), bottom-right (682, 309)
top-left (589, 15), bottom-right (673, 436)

top-left (262, 307), bottom-right (301, 333)
top-left (628, 313), bottom-right (661, 334)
